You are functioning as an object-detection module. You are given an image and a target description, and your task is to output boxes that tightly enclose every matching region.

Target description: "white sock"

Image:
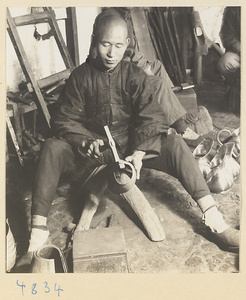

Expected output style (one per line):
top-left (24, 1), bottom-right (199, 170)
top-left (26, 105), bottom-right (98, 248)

top-left (203, 206), bottom-right (229, 233)
top-left (28, 215), bottom-right (49, 252)
top-left (197, 195), bottom-right (216, 212)
top-left (28, 228), bottom-right (49, 252)
top-left (32, 215), bottom-right (47, 227)
top-left (197, 195), bottom-right (229, 233)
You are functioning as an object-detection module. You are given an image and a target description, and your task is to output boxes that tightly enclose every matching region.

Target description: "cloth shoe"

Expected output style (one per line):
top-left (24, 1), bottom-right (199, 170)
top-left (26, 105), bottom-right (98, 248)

top-left (12, 227), bottom-right (49, 273)
top-left (185, 106), bottom-right (213, 136)
top-left (12, 251), bottom-right (34, 273)
top-left (207, 227), bottom-right (239, 253)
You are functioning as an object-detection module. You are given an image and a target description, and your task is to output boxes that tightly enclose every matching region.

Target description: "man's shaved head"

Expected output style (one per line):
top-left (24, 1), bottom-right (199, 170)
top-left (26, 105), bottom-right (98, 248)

top-left (93, 13), bottom-right (128, 41)
top-left (91, 10), bottom-right (130, 70)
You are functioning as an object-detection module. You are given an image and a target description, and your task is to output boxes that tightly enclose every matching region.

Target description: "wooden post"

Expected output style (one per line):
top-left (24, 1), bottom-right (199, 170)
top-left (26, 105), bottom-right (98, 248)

top-left (131, 7), bottom-right (157, 61)
top-left (74, 169), bottom-right (165, 242)
top-left (44, 7), bottom-right (75, 69)
top-left (6, 116), bottom-right (24, 166)
top-left (76, 173), bottom-right (108, 231)
top-left (118, 173), bottom-right (166, 242)
top-left (66, 7), bottom-right (80, 67)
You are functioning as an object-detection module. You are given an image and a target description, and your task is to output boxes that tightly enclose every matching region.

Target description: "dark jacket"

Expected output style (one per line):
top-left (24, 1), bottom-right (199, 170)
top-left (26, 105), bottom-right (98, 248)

top-left (220, 7), bottom-right (241, 54)
top-left (51, 60), bottom-right (170, 158)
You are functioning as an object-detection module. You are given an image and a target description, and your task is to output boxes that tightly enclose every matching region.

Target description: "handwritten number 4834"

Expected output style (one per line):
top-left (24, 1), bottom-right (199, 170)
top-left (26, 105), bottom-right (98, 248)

top-left (16, 280), bottom-right (63, 297)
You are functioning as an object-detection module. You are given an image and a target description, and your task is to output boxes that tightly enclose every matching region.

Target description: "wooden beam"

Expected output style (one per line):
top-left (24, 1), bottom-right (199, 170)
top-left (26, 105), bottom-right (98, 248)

top-left (6, 116), bottom-right (24, 166)
top-left (7, 103), bottom-right (37, 117)
top-left (37, 68), bottom-right (73, 89)
top-left (66, 7), bottom-right (80, 67)
top-left (13, 11), bottom-right (51, 26)
top-left (7, 8), bottom-right (51, 128)
top-left (118, 173), bottom-right (166, 242)
top-left (44, 7), bottom-right (74, 69)
top-left (7, 101), bottom-right (23, 148)
top-left (131, 8), bottom-right (157, 61)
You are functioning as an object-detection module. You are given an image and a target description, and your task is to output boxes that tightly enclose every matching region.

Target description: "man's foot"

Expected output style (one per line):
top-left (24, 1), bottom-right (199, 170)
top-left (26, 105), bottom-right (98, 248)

top-left (207, 227), bottom-right (239, 253)
top-left (12, 252), bottom-right (33, 273)
top-left (28, 227), bottom-right (49, 252)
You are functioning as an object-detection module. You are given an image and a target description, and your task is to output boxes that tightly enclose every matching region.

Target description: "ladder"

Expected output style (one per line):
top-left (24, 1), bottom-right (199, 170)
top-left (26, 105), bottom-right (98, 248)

top-left (7, 7), bottom-right (75, 128)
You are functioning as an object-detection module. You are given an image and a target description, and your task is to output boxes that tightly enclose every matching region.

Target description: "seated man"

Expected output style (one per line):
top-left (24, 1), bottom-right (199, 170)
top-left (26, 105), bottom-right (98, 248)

top-left (16, 10), bottom-right (239, 272)
top-left (217, 6), bottom-right (240, 113)
top-left (91, 7), bottom-right (199, 139)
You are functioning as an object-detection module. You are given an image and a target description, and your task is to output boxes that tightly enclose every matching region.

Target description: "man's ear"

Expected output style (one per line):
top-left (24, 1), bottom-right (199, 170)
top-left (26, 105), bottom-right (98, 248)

top-left (90, 34), bottom-right (98, 59)
top-left (126, 37), bottom-right (130, 46)
top-left (91, 34), bottom-right (96, 47)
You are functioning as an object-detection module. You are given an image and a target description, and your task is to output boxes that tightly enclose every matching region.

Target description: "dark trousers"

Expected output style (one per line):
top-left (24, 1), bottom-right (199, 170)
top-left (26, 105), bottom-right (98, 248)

top-left (32, 134), bottom-right (210, 217)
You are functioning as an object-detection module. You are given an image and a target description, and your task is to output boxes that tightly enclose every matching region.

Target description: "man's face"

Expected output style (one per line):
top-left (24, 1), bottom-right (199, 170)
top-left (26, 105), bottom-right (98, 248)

top-left (96, 22), bottom-right (129, 70)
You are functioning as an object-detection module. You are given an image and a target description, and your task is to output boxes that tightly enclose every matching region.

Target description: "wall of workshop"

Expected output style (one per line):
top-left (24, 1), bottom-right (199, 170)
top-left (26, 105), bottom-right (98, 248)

top-left (76, 7), bottom-right (101, 64)
top-left (7, 7), bottom-right (224, 92)
top-left (7, 7), bottom-right (100, 92)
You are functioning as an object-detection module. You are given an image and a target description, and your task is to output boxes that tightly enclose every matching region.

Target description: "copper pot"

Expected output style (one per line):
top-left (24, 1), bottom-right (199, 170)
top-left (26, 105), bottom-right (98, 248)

top-left (193, 137), bottom-right (214, 177)
top-left (206, 142), bottom-right (240, 193)
top-left (31, 245), bottom-right (68, 273)
top-left (217, 127), bottom-right (240, 163)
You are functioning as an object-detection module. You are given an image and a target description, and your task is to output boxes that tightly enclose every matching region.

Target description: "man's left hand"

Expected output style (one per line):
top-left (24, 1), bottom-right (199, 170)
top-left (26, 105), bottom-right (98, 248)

top-left (125, 151), bottom-right (146, 179)
top-left (143, 65), bottom-right (154, 76)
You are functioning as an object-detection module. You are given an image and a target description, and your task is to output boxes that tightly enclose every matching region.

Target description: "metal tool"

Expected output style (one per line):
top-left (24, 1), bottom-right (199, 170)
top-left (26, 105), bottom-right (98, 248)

top-left (171, 83), bottom-right (195, 93)
top-left (104, 125), bottom-right (124, 169)
top-left (104, 125), bottom-right (137, 194)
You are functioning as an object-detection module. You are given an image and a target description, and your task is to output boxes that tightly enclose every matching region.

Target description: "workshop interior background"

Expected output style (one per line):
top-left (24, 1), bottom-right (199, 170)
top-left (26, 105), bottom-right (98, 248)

top-left (6, 7), bottom-right (241, 273)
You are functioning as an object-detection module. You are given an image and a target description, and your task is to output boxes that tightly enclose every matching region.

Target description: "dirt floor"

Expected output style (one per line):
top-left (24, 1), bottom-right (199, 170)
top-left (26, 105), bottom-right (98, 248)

top-left (6, 78), bottom-right (240, 273)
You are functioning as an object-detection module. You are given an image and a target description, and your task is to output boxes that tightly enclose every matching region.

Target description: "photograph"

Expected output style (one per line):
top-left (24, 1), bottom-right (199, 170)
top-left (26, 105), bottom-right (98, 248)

top-left (3, 3), bottom-right (245, 299)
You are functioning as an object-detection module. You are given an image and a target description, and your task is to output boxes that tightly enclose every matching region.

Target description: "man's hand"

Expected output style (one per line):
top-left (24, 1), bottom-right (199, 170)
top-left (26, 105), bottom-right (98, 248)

top-left (125, 150), bottom-right (146, 179)
top-left (81, 139), bottom-right (104, 159)
top-left (143, 64), bottom-right (154, 76)
top-left (225, 55), bottom-right (240, 72)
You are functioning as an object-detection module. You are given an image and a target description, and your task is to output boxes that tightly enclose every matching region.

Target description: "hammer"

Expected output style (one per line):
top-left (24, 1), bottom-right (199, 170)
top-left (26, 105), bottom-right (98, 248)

top-left (171, 83), bottom-right (195, 93)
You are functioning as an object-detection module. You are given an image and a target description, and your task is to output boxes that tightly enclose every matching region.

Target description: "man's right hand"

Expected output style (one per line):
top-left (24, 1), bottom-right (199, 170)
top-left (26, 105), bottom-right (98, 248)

top-left (81, 139), bottom-right (105, 159)
top-left (225, 54), bottom-right (240, 72)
